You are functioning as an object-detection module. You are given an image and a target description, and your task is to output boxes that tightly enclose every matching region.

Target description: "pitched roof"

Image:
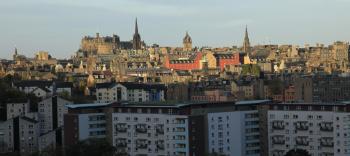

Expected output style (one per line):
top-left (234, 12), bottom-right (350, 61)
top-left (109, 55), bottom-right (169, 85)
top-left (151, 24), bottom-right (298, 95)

top-left (14, 80), bottom-right (73, 88)
top-left (95, 82), bottom-right (166, 91)
top-left (95, 82), bottom-right (116, 89)
top-left (120, 82), bottom-right (166, 91)
top-left (31, 86), bottom-right (51, 93)
top-left (15, 80), bottom-right (52, 88)
top-left (20, 116), bottom-right (38, 123)
top-left (175, 70), bottom-right (192, 76)
top-left (54, 82), bottom-right (73, 88)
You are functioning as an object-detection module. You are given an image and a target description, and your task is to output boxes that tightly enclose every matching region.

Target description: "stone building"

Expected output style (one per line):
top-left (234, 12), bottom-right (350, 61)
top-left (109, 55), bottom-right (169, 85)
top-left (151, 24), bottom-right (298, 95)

top-left (330, 41), bottom-right (349, 61)
top-left (80, 33), bottom-right (120, 55)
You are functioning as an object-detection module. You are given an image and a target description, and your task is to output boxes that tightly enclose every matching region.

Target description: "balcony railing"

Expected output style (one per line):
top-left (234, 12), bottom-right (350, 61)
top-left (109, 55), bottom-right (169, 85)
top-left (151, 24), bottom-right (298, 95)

top-left (156, 124), bottom-right (164, 134)
top-left (320, 138), bottom-right (334, 147)
top-left (136, 139), bottom-right (148, 149)
top-left (295, 137), bottom-right (309, 146)
top-left (135, 124), bottom-right (147, 133)
top-left (319, 122), bottom-right (333, 132)
top-left (115, 138), bottom-right (127, 148)
top-left (320, 152), bottom-right (334, 156)
top-left (272, 136), bottom-right (285, 145)
top-left (272, 150), bottom-right (284, 156)
top-left (295, 122), bottom-right (308, 131)
top-left (174, 118), bottom-right (186, 124)
top-left (272, 121), bottom-right (285, 130)
top-left (156, 140), bottom-right (165, 150)
top-left (115, 123), bottom-right (127, 133)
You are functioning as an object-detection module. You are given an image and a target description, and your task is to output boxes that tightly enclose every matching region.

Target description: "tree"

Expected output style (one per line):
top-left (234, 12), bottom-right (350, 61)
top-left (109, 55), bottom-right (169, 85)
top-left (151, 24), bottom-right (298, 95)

top-left (285, 149), bottom-right (311, 156)
top-left (241, 64), bottom-right (261, 76)
top-left (268, 79), bottom-right (284, 95)
top-left (65, 138), bottom-right (117, 156)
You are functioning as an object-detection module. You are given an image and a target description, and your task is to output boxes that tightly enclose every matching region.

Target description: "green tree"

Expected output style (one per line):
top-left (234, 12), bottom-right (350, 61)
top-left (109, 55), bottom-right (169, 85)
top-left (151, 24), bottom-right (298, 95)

top-left (65, 138), bottom-right (117, 156)
top-left (251, 64), bottom-right (261, 76)
top-left (241, 64), bottom-right (261, 76)
top-left (268, 79), bottom-right (284, 95)
top-left (241, 64), bottom-right (251, 75)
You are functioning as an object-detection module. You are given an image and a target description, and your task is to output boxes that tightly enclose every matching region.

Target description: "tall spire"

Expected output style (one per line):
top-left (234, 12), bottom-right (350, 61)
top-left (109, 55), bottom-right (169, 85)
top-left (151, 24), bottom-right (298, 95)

top-left (243, 25), bottom-right (251, 53)
top-left (133, 18), bottom-right (142, 50)
top-left (135, 18), bottom-right (139, 35)
top-left (13, 47), bottom-right (18, 61)
top-left (245, 25), bottom-right (248, 40)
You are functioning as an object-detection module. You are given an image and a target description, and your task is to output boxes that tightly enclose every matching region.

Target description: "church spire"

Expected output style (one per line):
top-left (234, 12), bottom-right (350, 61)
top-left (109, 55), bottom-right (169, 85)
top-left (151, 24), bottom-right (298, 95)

top-left (243, 25), bottom-right (251, 53)
top-left (133, 18), bottom-right (142, 50)
top-left (13, 47), bottom-right (18, 61)
top-left (135, 18), bottom-right (139, 35)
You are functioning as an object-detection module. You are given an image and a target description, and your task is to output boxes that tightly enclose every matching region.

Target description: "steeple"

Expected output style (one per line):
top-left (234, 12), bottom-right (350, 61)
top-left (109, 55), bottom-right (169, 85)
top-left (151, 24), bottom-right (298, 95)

top-left (13, 48), bottom-right (18, 61)
top-left (133, 18), bottom-right (142, 50)
top-left (135, 18), bottom-right (139, 35)
top-left (243, 25), bottom-right (251, 53)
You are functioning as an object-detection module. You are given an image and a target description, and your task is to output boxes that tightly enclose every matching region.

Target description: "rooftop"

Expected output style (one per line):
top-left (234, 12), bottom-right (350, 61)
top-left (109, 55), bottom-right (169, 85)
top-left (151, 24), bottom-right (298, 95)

top-left (236, 100), bottom-right (271, 105)
top-left (66, 103), bottom-right (110, 109)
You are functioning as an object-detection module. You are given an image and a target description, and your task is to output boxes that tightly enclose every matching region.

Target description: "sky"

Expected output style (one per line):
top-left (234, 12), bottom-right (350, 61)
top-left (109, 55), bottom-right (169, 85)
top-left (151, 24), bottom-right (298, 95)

top-left (0, 0), bottom-right (350, 59)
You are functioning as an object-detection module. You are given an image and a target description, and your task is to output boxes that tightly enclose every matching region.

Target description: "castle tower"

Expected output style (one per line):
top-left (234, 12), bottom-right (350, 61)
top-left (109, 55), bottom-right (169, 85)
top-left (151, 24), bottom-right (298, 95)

top-left (183, 31), bottom-right (192, 51)
top-left (242, 25), bottom-right (251, 53)
top-left (133, 18), bottom-right (142, 50)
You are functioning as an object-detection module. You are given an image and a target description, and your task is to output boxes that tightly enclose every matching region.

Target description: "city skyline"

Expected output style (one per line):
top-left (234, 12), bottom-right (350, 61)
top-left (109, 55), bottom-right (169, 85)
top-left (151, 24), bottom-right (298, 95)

top-left (1, 0), bottom-right (350, 59)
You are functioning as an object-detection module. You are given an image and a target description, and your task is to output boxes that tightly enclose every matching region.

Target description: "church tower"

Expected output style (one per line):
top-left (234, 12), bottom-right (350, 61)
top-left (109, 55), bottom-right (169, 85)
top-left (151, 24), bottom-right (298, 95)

top-left (13, 48), bottom-right (18, 61)
top-left (183, 31), bottom-right (192, 51)
top-left (133, 18), bottom-right (142, 50)
top-left (242, 26), bottom-right (251, 53)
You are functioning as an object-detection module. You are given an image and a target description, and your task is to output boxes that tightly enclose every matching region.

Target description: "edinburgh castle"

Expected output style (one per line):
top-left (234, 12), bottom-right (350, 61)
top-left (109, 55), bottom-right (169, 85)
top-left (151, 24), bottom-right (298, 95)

top-left (79, 18), bottom-right (144, 56)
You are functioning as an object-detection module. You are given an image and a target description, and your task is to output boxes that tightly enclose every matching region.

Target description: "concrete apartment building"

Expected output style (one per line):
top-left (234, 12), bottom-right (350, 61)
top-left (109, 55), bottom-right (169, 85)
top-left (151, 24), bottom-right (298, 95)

top-left (0, 95), bottom-right (73, 155)
top-left (63, 101), bottom-right (235, 156)
top-left (38, 96), bottom-right (71, 134)
top-left (207, 100), bottom-right (268, 156)
top-left (6, 102), bottom-right (38, 121)
top-left (0, 116), bottom-right (39, 155)
top-left (95, 82), bottom-right (165, 103)
top-left (61, 100), bottom-right (350, 156)
top-left (265, 103), bottom-right (350, 156)
top-left (64, 103), bottom-right (109, 147)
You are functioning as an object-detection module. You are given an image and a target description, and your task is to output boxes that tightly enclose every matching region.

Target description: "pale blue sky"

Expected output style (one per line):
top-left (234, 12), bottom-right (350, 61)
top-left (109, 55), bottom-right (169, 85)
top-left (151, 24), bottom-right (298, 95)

top-left (1, 0), bottom-right (350, 59)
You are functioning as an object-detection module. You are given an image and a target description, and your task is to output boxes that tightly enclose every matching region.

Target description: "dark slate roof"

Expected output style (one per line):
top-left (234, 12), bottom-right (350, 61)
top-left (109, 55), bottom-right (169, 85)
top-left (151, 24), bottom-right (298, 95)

top-left (175, 70), bottom-right (192, 76)
top-left (20, 116), bottom-right (38, 123)
top-left (95, 82), bottom-right (166, 91)
top-left (55, 82), bottom-right (73, 88)
top-left (95, 82), bottom-right (116, 89)
top-left (15, 80), bottom-right (52, 88)
top-left (14, 80), bottom-right (72, 88)
top-left (120, 82), bottom-right (166, 91)
top-left (213, 53), bottom-right (234, 59)
top-left (32, 87), bottom-right (51, 93)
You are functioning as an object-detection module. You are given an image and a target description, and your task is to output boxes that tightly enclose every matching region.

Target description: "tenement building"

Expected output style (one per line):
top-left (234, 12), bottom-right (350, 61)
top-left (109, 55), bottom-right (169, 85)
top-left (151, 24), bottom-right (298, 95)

top-left (61, 100), bottom-right (350, 156)
top-left (265, 102), bottom-right (350, 156)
